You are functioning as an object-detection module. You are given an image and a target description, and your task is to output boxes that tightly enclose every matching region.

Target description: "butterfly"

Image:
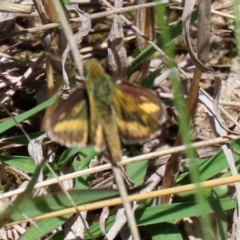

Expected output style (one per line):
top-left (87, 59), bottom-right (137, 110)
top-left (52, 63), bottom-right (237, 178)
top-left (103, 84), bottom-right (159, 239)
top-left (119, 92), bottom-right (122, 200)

top-left (47, 59), bottom-right (164, 159)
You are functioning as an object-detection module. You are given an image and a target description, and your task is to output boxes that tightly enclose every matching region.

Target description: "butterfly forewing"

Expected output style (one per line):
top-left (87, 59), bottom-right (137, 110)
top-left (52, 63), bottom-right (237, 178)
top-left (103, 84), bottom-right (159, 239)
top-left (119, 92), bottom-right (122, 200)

top-left (118, 82), bottom-right (164, 122)
top-left (47, 89), bottom-right (90, 148)
top-left (113, 84), bottom-right (163, 144)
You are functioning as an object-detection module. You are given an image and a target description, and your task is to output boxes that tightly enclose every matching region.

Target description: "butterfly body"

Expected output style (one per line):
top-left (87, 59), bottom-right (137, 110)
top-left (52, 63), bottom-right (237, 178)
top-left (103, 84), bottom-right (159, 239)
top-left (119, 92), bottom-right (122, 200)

top-left (48, 59), bottom-right (164, 161)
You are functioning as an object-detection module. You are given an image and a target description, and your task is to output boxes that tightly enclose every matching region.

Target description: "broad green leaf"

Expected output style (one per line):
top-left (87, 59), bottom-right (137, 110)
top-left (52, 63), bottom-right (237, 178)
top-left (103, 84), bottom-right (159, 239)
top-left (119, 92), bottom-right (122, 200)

top-left (1, 189), bottom-right (119, 225)
top-left (140, 67), bottom-right (162, 88)
top-left (127, 160), bottom-right (148, 186)
top-left (20, 218), bottom-right (68, 240)
top-left (176, 140), bottom-right (240, 186)
top-left (151, 222), bottom-right (183, 240)
top-left (0, 155), bottom-right (35, 173)
top-left (85, 199), bottom-right (236, 239)
top-left (3, 132), bottom-right (45, 145)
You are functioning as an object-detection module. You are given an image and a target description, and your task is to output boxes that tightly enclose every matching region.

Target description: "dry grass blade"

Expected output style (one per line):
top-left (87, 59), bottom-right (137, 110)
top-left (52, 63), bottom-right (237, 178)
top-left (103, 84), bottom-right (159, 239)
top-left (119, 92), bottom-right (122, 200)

top-left (134, 0), bottom-right (155, 83)
top-left (107, 0), bottom-right (129, 79)
top-left (182, 0), bottom-right (213, 73)
top-left (62, 5), bottom-right (91, 84)
top-left (135, 0), bottom-right (155, 50)
top-left (0, 1), bottom-right (32, 13)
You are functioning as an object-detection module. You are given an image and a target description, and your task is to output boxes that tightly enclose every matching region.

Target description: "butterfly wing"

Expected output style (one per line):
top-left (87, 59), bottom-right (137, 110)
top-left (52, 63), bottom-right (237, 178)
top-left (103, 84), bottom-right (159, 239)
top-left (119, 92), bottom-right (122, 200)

top-left (47, 88), bottom-right (90, 148)
top-left (113, 82), bottom-right (164, 144)
top-left (118, 82), bottom-right (164, 122)
top-left (47, 88), bottom-right (105, 150)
